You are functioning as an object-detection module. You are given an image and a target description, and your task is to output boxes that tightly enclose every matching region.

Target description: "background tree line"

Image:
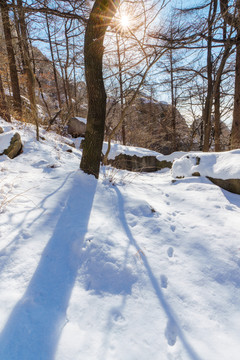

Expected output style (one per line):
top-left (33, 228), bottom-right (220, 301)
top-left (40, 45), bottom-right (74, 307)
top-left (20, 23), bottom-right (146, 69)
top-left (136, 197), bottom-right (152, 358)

top-left (0, 0), bottom-right (239, 177)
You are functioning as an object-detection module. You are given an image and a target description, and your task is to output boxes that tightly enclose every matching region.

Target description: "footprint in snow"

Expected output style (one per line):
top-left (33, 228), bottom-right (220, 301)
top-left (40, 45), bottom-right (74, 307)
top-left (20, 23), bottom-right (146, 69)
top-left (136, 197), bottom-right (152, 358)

top-left (167, 247), bottom-right (174, 258)
top-left (112, 310), bottom-right (125, 324)
top-left (160, 275), bottom-right (168, 289)
top-left (165, 320), bottom-right (178, 346)
top-left (170, 225), bottom-right (176, 232)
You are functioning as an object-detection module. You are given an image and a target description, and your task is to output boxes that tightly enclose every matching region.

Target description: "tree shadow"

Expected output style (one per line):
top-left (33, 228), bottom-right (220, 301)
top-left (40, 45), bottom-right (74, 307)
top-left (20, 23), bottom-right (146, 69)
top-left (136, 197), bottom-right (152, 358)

top-left (0, 171), bottom-right (97, 360)
top-left (114, 185), bottom-right (202, 360)
top-left (0, 171), bottom-right (74, 261)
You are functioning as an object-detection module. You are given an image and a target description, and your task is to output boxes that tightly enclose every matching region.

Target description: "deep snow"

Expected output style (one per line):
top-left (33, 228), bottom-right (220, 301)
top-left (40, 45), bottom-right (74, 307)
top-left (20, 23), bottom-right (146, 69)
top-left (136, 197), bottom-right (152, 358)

top-left (0, 119), bottom-right (240, 360)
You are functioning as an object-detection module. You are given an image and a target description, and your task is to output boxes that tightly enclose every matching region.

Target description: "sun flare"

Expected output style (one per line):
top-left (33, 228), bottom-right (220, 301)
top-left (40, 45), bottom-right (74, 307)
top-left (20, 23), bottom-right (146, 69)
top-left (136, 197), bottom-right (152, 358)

top-left (120, 14), bottom-right (130, 29)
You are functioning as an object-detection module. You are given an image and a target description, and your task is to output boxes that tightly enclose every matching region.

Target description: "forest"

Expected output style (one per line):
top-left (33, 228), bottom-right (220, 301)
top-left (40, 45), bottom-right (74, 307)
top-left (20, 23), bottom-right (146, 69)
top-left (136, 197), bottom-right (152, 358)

top-left (0, 0), bottom-right (239, 176)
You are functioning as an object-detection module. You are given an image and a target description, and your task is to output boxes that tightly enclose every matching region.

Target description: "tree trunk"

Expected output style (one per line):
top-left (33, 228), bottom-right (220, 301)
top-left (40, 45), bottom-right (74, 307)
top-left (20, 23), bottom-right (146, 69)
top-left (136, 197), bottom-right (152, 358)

top-left (64, 20), bottom-right (73, 114)
top-left (55, 36), bottom-right (69, 107)
top-left (0, 72), bottom-right (11, 122)
top-left (45, 14), bottom-right (62, 110)
top-left (214, 85), bottom-right (221, 151)
top-left (17, 0), bottom-right (39, 140)
top-left (231, 32), bottom-right (240, 149)
top-left (0, 0), bottom-right (22, 119)
top-left (203, 0), bottom-right (217, 152)
top-left (80, 0), bottom-right (119, 178)
top-left (170, 48), bottom-right (176, 152)
top-left (116, 32), bottom-right (126, 145)
top-left (220, 0), bottom-right (240, 149)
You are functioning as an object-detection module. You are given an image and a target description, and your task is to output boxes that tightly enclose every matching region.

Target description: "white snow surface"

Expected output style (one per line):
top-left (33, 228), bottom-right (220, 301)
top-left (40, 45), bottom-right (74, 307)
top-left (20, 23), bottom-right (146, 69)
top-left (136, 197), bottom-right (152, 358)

top-left (0, 118), bottom-right (240, 360)
top-left (74, 117), bottom-right (87, 125)
top-left (102, 142), bottom-right (162, 159)
top-left (172, 151), bottom-right (240, 179)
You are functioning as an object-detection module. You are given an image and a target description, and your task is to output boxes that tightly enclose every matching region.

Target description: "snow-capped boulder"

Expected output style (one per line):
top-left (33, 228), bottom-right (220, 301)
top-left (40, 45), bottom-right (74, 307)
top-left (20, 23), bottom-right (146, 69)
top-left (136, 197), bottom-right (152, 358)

top-left (103, 144), bottom-right (185, 172)
top-left (172, 151), bottom-right (240, 194)
top-left (68, 117), bottom-right (86, 138)
top-left (0, 131), bottom-right (22, 159)
top-left (108, 153), bottom-right (171, 172)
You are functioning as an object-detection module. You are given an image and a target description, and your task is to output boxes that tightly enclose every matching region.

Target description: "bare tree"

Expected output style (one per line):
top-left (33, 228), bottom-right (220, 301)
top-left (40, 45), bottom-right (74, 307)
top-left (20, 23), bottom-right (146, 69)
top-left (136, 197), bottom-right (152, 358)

top-left (16, 0), bottom-right (39, 139)
top-left (0, 0), bottom-right (22, 119)
top-left (80, 0), bottom-right (120, 178)
top-left (220, 0), bottom-right (240, 149)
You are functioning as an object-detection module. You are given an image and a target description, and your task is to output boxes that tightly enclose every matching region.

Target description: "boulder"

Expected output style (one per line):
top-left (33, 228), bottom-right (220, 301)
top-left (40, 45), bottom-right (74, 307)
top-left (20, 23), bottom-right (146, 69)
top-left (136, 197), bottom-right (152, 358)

top-left (172, 152), bottom-right (240, 195)
top-left (108, 153), bottom-right (172, 172)
top-left (68, 117), bottom-right (86, 138)
top-left (0, 127), bottom-right (3, 134)
top-left (0, 132), bottom-right (22, 159)
top-left (207, 177), bottom-right (240, 195)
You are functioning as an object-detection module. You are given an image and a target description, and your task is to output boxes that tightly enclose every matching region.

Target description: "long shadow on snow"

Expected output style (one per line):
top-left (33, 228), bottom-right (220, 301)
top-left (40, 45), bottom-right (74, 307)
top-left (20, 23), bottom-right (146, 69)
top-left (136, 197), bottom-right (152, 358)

top-left (0, 171), bottom-right (97, 360)
top-left (0, 171), bottom-right (74, 263)
top-left (114, 185), bottom-right (202, 360)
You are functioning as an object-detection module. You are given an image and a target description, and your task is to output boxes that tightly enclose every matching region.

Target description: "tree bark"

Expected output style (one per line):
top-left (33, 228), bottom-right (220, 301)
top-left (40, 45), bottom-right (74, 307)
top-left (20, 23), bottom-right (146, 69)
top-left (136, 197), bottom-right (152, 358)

top-left (170, 47), bottom-right (177, 152)
top-left (0, 72), bottom-right (11, 122)
top-left (220, 0), bottom-right (240, 149)
top-left (203, 0), bottom-right (217, 152)
top-left (0, 0), bottom-right (22, 119)
top-left (80, 0), bottom-right (119, 178)
top-left (45, 13), bottom-right (62, 110)
top-left (214, 85), bottom-right (221, 151)
top-left (231, 31), bottom-right (240, 148)
top-left (17, 0), bottom-right (39, 140)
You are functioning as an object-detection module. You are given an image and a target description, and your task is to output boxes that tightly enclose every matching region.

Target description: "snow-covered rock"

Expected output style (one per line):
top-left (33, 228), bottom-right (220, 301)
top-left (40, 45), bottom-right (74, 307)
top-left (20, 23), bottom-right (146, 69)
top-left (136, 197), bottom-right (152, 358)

top-left (172, 151), bottom-right (240, 194)
top-left (172, 151), bottom-right (240, 180)
top-left (0, 131), bottom-right (22, 159)
top-left (67, 117), bottom-right (86, 138)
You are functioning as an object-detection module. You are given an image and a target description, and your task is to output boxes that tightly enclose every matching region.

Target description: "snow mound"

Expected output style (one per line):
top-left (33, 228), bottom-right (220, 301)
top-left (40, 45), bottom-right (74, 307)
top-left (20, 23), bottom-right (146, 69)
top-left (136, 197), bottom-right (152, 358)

top-left (172, 150), bottom-right (240, 179)
top-left (102, 142), bottom-right (162, 160)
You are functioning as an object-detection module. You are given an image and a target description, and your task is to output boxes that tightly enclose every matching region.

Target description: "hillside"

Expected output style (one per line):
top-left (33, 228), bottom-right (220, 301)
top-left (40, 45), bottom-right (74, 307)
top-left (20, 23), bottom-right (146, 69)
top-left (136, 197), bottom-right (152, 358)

top-left (106, 95), bottom-right (191, 154)
top-left (0, 118), bottom-right (240, 359)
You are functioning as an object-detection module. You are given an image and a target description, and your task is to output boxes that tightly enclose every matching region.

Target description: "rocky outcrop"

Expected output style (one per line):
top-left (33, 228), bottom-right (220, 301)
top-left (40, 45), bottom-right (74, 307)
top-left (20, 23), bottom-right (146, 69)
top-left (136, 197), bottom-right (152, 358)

top-left (172, 152), bottom-right (240, 195)
top-left (106, 95), bottom-right (191, 155)
top-left (108, 153), bottom-right (172, 172)
top-left (207, 177), bottom-right (240, 195)
top-left (68, 117), bottom-right (86, 138)
top-left (1, 132), bottom-right (22, 159)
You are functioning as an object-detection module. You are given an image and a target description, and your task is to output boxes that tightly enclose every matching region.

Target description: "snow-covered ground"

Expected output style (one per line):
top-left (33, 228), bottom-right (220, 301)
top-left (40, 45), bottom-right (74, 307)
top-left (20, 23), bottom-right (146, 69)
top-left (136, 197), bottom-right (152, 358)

top-left (172, 151), bottom-right (240, 179)
top-left (0, 119), bottom-right (240, 360)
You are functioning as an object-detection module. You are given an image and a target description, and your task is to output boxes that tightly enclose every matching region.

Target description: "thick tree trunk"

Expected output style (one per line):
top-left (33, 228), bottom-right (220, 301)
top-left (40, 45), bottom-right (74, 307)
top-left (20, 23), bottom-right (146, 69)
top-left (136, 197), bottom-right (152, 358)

top-left (80, 0), bottom-right (119, 178)
top-left (0, 0), bottom-right (22, 119)
top-left (231, 33), bottom-right (240, 149)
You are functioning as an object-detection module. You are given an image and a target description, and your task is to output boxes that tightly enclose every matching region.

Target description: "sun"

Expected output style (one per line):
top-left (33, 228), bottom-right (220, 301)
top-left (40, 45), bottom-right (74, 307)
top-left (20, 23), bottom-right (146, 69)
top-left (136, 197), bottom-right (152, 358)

top-left (120, 14), bottom-right (130, 29)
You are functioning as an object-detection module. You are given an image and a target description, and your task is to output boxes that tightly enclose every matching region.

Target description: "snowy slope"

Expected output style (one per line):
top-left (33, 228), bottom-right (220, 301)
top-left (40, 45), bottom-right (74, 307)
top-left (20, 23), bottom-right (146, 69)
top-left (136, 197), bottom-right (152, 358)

top-left (0, 119), bottom-right (240, 360)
